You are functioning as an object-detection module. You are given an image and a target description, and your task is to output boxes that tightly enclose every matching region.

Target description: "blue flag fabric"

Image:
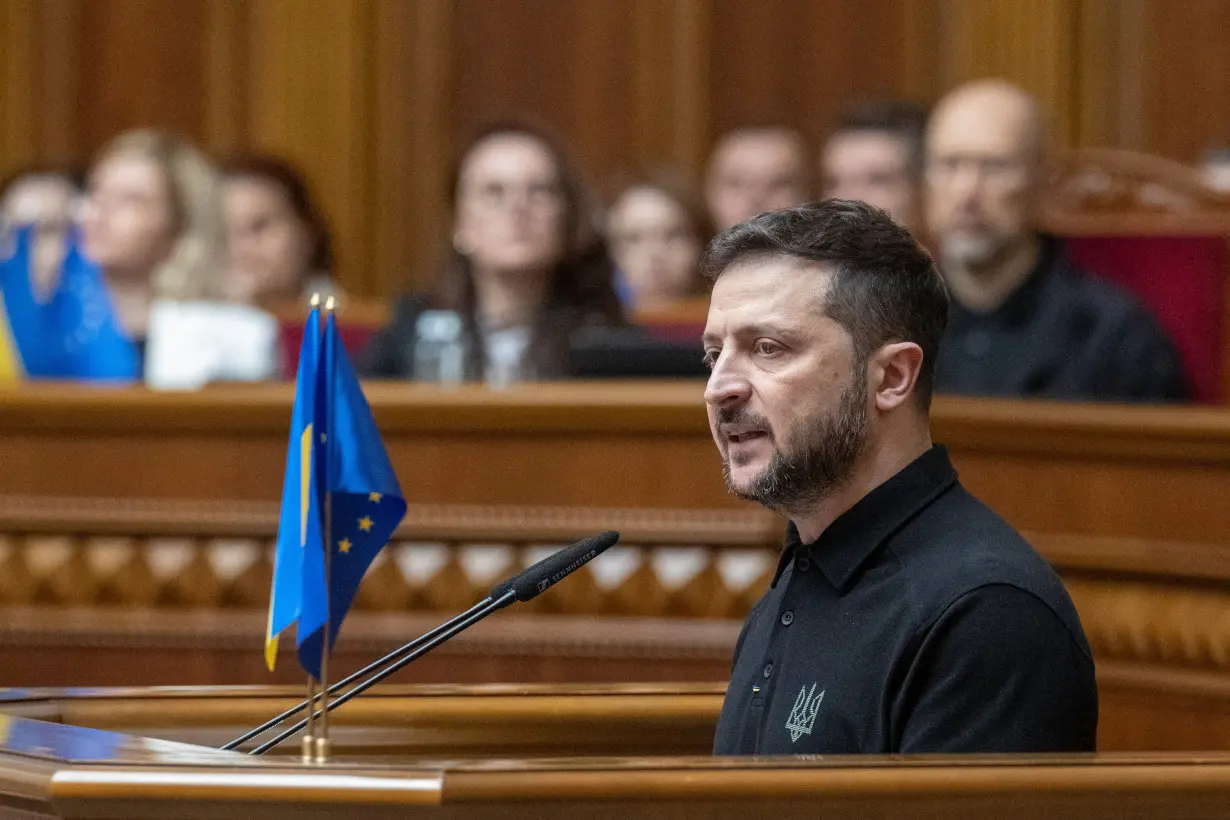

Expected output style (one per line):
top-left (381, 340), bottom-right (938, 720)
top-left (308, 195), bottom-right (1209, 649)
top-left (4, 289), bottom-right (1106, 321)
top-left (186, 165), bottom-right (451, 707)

top-left (265, 308), bottom-right (326, 671)
top-left (0, 227), bottom-right (51, 375)
top-left (0, 226), bottom-right (139, 381)
top-left (46, 240), bottom-right (140, 381)
top-left (296, 312), bottom-right (407, 679)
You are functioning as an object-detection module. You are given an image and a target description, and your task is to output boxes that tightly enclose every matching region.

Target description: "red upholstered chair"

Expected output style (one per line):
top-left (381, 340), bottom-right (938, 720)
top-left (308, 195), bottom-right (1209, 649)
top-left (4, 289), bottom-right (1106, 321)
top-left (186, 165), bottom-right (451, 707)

top-left (1039, 149), bottom-right (1230, 403)
top-left (272, 299), bottom-right (389, 378)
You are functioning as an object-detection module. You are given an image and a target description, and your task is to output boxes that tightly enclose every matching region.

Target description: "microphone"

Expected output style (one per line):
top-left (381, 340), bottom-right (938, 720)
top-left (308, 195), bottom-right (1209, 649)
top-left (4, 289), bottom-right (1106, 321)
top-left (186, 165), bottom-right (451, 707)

top-left (228, 530), bottom-right (620, 754)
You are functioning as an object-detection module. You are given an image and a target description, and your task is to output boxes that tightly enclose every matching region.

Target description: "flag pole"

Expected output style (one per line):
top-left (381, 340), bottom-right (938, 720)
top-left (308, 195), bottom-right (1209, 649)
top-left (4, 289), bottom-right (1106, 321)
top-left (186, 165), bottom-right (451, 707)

top-left (315, 295), bottom-right (337, 763)
top-left (301, 293), bottom-right (323, 764)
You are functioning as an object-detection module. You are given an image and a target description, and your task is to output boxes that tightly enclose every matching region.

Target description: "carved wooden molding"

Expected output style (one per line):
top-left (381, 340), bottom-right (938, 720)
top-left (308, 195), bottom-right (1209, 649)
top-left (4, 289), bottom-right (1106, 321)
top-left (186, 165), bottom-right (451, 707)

top-left (0, 495), bottom-right (781, 545)
top-left (1040, 147), bottom-right (1230, 235)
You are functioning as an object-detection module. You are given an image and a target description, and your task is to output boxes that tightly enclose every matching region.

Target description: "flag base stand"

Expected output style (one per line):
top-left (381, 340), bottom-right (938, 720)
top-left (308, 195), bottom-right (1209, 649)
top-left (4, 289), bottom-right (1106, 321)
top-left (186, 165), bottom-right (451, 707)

top-left (314, 737), bottom-right (332, 763)
top-left (301, 733), bottom-right (315, 763)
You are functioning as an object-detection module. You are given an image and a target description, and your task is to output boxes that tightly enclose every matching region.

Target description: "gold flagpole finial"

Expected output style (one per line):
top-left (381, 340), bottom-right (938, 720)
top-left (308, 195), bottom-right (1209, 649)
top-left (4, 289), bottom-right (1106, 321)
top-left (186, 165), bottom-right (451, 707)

top-left (310, 293), bottom-right (321, 308)
top-left (325, 295), bottom-right (336, 313)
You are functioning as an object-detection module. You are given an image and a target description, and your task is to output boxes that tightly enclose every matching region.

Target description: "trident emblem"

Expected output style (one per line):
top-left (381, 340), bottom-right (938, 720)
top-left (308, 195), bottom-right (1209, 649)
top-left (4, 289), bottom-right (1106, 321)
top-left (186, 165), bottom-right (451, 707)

top-left (785, 682), bottom-right (825, 742)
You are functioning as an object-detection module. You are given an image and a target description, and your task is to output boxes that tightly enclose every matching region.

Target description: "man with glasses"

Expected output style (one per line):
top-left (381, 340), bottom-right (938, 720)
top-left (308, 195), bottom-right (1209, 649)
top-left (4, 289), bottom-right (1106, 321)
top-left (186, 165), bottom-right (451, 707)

top-left (925, 80), bottom-right (1186, 401)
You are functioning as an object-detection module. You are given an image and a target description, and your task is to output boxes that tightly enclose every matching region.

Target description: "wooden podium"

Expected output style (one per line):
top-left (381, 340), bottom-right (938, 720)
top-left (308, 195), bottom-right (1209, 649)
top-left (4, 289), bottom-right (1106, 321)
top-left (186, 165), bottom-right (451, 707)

top-left (3, 685), bottom-right (1230, 819)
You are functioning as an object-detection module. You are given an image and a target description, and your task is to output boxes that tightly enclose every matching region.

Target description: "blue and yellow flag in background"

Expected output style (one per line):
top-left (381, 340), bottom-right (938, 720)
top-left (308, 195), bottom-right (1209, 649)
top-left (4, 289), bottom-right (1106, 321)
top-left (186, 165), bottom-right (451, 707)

top-left (266, 307), bottom-right (406, 680)
top-left (0, 226), bottom-right (139, 381)
top-left (0, 295), bottom-right (22, 383)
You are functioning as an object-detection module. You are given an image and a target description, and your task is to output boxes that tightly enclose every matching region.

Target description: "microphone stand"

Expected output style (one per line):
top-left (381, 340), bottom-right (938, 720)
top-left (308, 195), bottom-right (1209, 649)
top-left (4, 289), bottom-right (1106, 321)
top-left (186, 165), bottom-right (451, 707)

top-left (221, 596), bottom-right (498, 751)
top-left (247, 588), bottom-right (516, 755)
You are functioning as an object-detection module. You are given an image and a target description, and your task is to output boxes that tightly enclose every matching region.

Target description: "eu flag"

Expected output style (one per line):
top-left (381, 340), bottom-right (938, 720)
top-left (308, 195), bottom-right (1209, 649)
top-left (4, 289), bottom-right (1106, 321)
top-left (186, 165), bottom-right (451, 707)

top-left (265, 307), bottom-right (326, 671)
top-left (266, 306), bottom-right (406, 680)
top-left (296, 311), bottom-right (407, 679)
top-left (46, 239), bottom-right (140, 381)
top-left (0, 226), bottom-right (139, 381)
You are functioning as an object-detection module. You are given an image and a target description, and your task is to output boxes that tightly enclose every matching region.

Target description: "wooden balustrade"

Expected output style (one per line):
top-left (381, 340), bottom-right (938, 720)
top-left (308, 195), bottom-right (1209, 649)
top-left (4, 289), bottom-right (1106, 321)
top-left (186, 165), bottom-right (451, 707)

top-left (1, 383), bottom-right (1229, 751)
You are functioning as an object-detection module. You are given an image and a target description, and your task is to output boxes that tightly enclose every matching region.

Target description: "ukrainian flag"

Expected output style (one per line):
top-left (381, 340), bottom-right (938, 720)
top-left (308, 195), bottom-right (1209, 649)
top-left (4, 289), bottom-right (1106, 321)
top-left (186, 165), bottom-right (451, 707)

top-left (265, 306), bottom-right (406, 679)
top-left (0, 296), bottom-right (21, 383)
top-left (265, 306), bottom-right (326, 670)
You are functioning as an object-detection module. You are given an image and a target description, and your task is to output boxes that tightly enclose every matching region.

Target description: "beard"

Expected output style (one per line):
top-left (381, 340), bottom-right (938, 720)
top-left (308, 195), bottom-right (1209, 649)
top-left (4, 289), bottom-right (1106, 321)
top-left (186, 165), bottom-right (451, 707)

top-left (718, 369), bottom-right (870, 513)
top-left (939, 229), bottom-right (1011, 270)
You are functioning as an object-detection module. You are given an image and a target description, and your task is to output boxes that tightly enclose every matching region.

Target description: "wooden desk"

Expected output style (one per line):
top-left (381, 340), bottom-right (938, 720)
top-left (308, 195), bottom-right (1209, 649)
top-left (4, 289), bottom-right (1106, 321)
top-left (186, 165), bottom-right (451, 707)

top-left (0, 385), bottom-right (1228, 752)
top-left (3, 685), bottom-right (1230, 820)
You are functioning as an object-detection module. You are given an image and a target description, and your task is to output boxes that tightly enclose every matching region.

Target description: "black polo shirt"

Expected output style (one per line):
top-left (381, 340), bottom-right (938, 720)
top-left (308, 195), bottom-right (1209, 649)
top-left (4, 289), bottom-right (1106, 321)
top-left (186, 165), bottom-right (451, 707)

top-left (713, 446), bottom-right (1097, 755)
top-left (934, 236), bottom-right (1187, 402)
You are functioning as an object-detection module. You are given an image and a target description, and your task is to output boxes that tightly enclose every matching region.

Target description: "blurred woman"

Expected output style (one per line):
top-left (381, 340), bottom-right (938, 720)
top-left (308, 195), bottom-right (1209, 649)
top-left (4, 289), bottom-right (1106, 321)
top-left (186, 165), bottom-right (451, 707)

top-left (606, 170), bottom-right (711, 307)
top-left (80, 129), bottom-right (277, 388)
top-left (221, 156), bottom-right (336, 305)
top-left (359, 121), bottom-right (623, 384)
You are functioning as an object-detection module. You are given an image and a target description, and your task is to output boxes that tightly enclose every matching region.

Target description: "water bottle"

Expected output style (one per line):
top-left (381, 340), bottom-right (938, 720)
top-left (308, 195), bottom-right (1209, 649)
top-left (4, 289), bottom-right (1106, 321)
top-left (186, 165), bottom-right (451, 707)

top-left (413, 310), bottom-right (467, 386)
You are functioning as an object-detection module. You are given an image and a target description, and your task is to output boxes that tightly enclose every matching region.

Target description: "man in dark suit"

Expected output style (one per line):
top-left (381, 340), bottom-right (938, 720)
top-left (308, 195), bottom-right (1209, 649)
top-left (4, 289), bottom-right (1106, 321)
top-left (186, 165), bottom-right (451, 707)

top-left (925, 79), bottom-right (1186, 401)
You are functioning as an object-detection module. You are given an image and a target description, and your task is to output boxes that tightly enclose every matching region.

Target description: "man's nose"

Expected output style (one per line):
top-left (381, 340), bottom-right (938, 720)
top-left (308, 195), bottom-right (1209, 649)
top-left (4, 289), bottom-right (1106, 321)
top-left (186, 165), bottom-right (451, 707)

top-left (704, 356), bottom-right (752, 408)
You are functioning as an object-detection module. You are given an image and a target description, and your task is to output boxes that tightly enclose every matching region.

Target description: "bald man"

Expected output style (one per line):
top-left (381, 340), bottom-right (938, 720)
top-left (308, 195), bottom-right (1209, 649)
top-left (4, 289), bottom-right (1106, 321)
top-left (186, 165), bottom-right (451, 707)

top-left (705, 126), bottom-right (810, 232)
top-left (925, 80), bottom-right (1186, 402)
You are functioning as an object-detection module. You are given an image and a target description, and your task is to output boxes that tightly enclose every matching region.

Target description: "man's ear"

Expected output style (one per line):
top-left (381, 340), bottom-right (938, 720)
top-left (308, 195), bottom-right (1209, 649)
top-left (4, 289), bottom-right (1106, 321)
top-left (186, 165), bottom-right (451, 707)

top-left (870, 342), bottom-right (924, 412)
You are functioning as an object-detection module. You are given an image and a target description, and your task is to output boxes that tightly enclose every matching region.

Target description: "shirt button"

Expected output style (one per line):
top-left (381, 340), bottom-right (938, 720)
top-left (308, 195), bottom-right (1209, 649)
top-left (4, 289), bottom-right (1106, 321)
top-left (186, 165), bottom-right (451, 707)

top-left (762, 663), bottom-right (774, 678)
top-left (796, 557), bottom-right (811, 572)
top-left (780, 611), bottom-right (794, 626)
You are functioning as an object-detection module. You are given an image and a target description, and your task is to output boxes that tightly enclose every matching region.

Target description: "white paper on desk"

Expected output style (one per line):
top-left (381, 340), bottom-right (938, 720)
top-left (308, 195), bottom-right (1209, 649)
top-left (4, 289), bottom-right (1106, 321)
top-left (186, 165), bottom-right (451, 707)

top-left (145, 300), bottom-right (280, 390)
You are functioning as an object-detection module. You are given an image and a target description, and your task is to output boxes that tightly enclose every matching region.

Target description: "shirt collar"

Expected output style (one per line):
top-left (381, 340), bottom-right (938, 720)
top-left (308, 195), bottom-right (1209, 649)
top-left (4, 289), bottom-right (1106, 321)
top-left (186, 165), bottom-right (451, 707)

top-left (770, 445), bottom-right (959, 592)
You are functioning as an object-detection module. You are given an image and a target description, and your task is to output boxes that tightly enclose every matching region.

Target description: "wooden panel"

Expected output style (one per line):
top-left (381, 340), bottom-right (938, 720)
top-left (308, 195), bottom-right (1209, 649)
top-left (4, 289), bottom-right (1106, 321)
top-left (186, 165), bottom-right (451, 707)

top-left (76, 0), bottom-right (209, 154)
top-left (368, 0), bottom-right (455, 294)
top-left (451, 0), bottom-right (640, 184)
top-left (939, 0), bottom-right (1080, 148)
top-left (0, 0), bottom-right (80, 175)
top-left (245, 0), bottom-right (375, 295)
top-left (1137, 0), bottom-right (1230, 162)
top-left (708, 0), bottom-right (913, 151)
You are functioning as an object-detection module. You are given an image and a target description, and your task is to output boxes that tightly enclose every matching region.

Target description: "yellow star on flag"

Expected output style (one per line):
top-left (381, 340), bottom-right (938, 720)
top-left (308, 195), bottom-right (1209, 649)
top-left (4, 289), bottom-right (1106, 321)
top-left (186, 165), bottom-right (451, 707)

top-left (368, 492), bottom-right (382, 503)
top-left (338, 538), bottom-right (352, 554)
top-left (358, 516), bottom-right (374, 532)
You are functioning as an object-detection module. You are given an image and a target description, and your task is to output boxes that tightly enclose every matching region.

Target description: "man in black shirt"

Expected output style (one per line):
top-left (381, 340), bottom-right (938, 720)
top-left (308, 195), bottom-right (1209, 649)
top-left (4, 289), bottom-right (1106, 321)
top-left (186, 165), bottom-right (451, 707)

top-left (702, 200), bottom-right (1097, 755)
top-left (925, 79), bottom-right (1186, 401)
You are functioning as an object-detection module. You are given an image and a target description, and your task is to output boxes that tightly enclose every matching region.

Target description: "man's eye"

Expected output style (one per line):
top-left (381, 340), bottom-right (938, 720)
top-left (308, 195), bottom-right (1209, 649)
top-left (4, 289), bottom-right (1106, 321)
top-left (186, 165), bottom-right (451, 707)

top-left (702, 350), bottom-right (719, 369)
top-left (755, 341), bottom-right (783, 357)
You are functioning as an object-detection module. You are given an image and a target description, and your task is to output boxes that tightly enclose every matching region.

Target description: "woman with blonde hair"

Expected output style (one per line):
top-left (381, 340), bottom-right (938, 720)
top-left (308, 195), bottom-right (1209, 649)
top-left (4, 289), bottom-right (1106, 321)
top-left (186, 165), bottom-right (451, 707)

top-left (80, 129), bottom-right (278, 388)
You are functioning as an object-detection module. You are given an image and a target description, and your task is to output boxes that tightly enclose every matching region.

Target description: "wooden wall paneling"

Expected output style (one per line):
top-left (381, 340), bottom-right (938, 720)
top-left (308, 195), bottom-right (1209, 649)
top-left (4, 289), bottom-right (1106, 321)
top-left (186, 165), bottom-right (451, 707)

top-left (246, 0), bottom-right (376, 296)
top-left (203, 0), bottom-right (251, 158)
top-left (938, 0), bottom-right (1081, 148)
top-left (369, 0), bottom-right (456, 295)
top-left (0, 0), bottom-right (80, 176)
top-left (0, 0), bottom-right (43, 177)
top-left (1074, 0), bottom-right (1124, 149)
top-left (76, 0), bottom-right (210, 155)
top-left (708, 0), bottom-right (919, 161)
top-left (451, 0), bottom-right (640, 185)
top-left (1137, 0), bottom-right (1230, 163)
top-left (631, 0), bottom-right (712, 176)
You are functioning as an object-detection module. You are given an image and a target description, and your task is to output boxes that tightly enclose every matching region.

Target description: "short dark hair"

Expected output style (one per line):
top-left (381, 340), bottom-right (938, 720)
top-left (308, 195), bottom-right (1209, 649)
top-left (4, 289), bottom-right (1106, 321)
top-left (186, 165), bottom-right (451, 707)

top-left (828, 99), bottom-right (929, 177)
top-left (702, 199), bottom-right (948, 409)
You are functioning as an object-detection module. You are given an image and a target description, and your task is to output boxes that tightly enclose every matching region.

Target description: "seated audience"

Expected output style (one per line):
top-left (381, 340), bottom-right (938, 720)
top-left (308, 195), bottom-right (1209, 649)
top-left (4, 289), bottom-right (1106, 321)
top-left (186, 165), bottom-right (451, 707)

top-left (358, 121), bottom-right (623, 386)
top-left (606, 169), bottom-right (711, 308)
top-left (81, 129), bottom-right (278, 388)
top-left (704, 125), bottom-right (809, 232)
top-left (925, 80), bottom-right (1187, 401)
top-left (221, 156), bottom-right (337, 305)
top-left (0, 168), bottom-right (80, 300)
top-left (821, 99), bottom-right (928, 234)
